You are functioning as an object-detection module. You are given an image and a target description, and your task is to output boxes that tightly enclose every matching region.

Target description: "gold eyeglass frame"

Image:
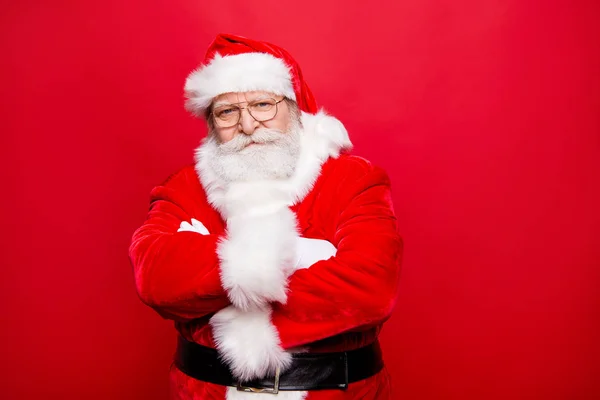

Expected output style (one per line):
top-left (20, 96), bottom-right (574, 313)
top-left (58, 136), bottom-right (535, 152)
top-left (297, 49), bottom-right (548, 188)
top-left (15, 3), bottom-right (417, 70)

top-left (210, 97), bottom-right (285, 128)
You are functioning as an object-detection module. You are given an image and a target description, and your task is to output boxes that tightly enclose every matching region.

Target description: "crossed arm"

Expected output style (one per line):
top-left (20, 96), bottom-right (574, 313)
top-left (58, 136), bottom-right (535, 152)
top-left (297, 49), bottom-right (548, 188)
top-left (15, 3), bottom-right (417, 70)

top-left (129, 163), bottom-right (402, 347)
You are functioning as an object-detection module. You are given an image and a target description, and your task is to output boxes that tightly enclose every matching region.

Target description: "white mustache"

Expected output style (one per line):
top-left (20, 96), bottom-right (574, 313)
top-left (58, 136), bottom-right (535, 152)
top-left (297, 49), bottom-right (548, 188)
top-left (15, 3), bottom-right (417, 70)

top-left (218, 128), bottom-right (285, 153)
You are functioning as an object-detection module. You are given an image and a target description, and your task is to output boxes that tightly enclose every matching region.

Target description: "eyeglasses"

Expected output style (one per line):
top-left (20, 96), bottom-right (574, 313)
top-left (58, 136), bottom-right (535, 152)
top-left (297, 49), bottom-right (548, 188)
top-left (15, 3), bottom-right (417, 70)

top-left (211, 98), bottom-right (285, 128)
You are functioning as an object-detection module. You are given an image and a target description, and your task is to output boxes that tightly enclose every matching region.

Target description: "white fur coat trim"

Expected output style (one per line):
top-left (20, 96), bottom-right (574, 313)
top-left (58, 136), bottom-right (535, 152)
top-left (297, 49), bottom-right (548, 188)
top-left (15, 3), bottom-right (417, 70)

top-left (185, 52), bottom-right (296, 115)
top-left (217, 203), bottom-right (298, 311)
top-left (225, 388), bottom-right (307, 400)
top-left (210, 306), bottom-right (291, 381)
top-left (211, 306), bottom-right (307, 400)
top-left (197, 110), bottom-right (351, 394)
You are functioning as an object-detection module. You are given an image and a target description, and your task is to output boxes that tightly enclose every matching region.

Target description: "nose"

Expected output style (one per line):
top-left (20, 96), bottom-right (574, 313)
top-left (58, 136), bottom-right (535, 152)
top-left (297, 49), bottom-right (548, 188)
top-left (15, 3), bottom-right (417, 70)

top-left (238, 107), bottom-right (259, 135)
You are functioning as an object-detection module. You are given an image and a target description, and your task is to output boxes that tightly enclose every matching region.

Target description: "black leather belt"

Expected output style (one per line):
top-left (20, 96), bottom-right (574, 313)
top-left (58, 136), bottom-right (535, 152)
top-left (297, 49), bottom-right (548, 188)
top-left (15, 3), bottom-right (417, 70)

top-left (174, 335), bottom-right (384, 393)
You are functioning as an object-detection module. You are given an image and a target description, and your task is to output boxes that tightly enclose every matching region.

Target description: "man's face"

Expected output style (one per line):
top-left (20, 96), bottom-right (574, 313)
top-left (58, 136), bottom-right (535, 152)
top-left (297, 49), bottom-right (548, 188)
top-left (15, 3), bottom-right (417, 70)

top-left (210, 91), bottom-right (292, 144)
top-left (205, 91), bottom-right (301, 182)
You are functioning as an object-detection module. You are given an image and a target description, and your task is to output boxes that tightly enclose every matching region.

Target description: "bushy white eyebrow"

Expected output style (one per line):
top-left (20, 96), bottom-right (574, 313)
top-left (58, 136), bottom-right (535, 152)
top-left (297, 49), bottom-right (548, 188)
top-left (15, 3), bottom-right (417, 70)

top-left (212, 101), bottom-right (235, 108)
top-left (212, 94), bottom-right (274, 109)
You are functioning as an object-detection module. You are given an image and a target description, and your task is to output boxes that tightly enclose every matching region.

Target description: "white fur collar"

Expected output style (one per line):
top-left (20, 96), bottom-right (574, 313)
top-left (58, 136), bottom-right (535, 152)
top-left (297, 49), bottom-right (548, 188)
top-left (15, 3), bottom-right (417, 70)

top-left (194, 110), bottom-right (353, 218)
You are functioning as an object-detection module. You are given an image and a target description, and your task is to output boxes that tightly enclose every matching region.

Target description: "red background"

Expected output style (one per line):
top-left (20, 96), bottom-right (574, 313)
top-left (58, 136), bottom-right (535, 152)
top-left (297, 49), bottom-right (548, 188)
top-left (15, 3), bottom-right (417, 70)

top-left (2, 1), bottom-right (599, 399)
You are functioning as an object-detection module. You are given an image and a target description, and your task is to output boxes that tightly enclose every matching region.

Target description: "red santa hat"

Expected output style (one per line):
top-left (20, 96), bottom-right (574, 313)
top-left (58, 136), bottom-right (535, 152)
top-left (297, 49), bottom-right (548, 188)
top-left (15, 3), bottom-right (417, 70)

top-left (184, 33), bottom-right (318, 116)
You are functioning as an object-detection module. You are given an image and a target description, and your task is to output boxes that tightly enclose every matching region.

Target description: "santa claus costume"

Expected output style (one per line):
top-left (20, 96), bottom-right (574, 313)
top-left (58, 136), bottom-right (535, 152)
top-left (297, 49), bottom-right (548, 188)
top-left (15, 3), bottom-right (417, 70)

top-left (129, 34), bottom-right (403, 399)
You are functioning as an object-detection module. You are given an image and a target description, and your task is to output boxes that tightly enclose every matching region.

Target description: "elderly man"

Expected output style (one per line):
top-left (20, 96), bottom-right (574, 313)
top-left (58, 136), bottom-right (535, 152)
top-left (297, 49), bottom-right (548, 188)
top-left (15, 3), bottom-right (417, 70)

top-left (129, 34), bottom-right (403, 400)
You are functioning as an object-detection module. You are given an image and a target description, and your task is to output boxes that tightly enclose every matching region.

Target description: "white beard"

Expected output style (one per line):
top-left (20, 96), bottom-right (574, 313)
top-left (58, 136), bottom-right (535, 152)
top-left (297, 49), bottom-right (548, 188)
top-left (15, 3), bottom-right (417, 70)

top-left (206, 119), bottom-right (302, 183)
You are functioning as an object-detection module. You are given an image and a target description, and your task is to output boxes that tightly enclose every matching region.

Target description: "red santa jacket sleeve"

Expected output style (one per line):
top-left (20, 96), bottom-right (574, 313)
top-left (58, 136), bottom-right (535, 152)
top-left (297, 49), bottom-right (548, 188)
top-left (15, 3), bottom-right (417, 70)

top-left (271, 159), bottom-right (403, 349)
top-left (129, 168), bottom-right (230, 321)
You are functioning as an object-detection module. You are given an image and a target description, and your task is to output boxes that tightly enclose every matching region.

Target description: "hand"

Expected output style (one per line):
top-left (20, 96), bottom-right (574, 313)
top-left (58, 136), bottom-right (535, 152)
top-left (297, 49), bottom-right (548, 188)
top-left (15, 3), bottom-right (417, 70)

top-left (177, 218), bottom-right (209, 235)
top-left (294, 237), bottom-right (337, 271)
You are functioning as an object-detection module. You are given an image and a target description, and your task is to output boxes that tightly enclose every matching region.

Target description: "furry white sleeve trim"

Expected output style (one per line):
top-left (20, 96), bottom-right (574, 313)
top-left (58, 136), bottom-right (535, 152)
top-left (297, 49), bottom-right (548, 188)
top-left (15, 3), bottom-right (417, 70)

top-left (210, 306), bottom-right (292, 382)
top-left (217, 182), bottom-right (298, 311)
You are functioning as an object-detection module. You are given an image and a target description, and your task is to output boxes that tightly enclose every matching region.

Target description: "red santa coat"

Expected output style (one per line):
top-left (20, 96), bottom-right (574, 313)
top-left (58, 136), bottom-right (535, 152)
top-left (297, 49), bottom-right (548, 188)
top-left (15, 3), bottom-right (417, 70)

top-left (129, 111), bottom-right (403, 399)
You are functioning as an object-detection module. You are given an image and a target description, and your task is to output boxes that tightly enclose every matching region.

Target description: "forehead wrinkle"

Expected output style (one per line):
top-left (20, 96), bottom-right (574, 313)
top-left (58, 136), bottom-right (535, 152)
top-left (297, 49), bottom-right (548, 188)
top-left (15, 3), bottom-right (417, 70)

top-left (246, 93), bottom-right (273, 102)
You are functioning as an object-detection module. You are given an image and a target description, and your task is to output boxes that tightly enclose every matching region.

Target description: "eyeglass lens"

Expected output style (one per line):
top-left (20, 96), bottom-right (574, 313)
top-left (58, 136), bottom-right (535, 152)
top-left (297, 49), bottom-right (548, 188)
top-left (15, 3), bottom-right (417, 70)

top-left (213, 98), bottom-right (279, 127)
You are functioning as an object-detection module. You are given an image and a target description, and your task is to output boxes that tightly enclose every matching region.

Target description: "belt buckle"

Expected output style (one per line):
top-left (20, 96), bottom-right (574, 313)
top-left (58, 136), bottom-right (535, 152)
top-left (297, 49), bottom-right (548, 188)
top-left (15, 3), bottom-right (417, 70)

top-left (236, 367), bottom-right (280, 394)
